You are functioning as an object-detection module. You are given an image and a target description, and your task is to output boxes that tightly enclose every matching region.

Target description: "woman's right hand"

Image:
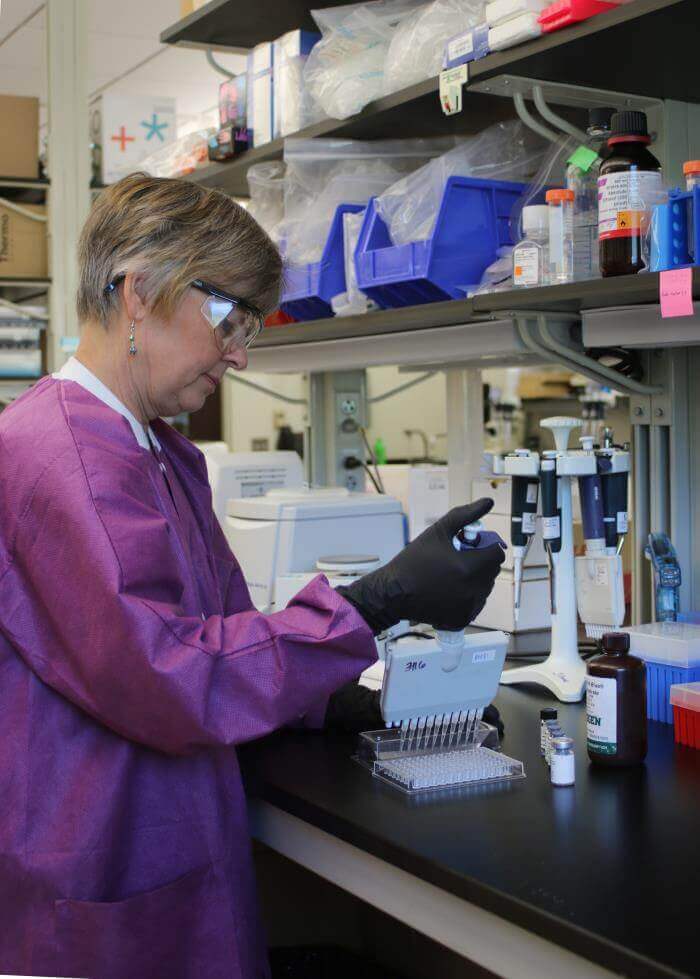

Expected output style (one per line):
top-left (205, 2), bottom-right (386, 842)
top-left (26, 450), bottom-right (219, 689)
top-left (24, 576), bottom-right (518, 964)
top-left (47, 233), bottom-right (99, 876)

top-left (336, 498), bottom-right (506, 635)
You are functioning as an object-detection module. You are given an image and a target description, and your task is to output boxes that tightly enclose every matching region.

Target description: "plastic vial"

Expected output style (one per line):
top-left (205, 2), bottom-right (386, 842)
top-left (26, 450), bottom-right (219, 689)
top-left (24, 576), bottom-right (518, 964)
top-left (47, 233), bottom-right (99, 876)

top-left (540, 708), bottom-right (557, 756)
top-left (513, 205), bottom-right (549, 288)
top-left (586, 632), bottom-right (647, 767)
top-left (683, 160), bottom-right (700, 192)
top-left (566, 106), bottom-right (614, 280)
top-left (599, 110), bottom-right (662, 278)
top-left (550, 736), bottom-right (575, 787)
top-left (546, 189), bottom-right (575, 284)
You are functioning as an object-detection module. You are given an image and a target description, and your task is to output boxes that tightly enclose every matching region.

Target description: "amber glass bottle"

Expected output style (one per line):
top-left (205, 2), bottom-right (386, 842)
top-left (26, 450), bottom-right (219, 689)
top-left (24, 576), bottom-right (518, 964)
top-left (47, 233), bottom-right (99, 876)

top-left (586, 632), bottom-right (647, 767)
top-left (598, 111), bottom-right (662, 277)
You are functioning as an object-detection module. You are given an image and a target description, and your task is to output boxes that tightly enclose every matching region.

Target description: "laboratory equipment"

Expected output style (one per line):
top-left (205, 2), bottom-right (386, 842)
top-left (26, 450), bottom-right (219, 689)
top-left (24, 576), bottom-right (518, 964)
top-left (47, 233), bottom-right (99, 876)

top-left (684, 160), bottom-right (700, 192)
top-left (670, 682), bottom-right (700, 750)
top-left (488, 11), bottom-right (542, 50)
top-left (539, 452), bottom-right (560, 614)
top-left (579, 383), bottom-right (616, 441)
top-left (546, 189), bottom-right (575, 284)
top-left (539, 0), bottom-right (618, 33)
top-left (501, 417), bottom-right (594, 702)
top-left (225, 487), bottom-right (405, 611)
top-left (574, 430), bottom-right (629, 639)
top-left (203, 450), bottom-right (304, 528)
top-left (544, 720), bottom-right (563, 765)
top-left (540, 708), bottom-right (557, 755)
top-left (646, 533), bottom-right (681, 622)
top-left (550, 736), bottom-right (575, 786)
top-left (566, 107), bottom-right (614, 281)
top-left (622, 622), bottom-right (700, 724)
top-left (586, 632), bottom-right (647, 766)
top-left (599, 110), bottom-right (663, 277)
top-left (507, 453), bottom-right (540, 624)
top-left (513, 205), bottom-right (549, 288)
top-left (358, 625), bottom-right (519, 794)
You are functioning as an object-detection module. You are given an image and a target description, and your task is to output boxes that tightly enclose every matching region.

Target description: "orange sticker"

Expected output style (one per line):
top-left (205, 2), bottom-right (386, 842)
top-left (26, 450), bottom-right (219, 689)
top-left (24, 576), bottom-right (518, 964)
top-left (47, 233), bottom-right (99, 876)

top-left (616, 210), bottom-right (646, 232)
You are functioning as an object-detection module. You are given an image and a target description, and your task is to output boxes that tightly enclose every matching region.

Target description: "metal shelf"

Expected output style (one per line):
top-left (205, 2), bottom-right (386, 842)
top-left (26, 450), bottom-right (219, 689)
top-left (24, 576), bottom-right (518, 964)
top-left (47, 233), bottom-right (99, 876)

top-left (248, 271), bottom-right (700, 372)
top-left (175, 0), bottom-right (693, 196)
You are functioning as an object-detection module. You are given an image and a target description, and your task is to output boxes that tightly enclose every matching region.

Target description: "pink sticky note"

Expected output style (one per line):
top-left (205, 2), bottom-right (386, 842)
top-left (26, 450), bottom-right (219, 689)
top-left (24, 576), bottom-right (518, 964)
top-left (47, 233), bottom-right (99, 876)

top-left (659, 268), bottom-right (695, 318)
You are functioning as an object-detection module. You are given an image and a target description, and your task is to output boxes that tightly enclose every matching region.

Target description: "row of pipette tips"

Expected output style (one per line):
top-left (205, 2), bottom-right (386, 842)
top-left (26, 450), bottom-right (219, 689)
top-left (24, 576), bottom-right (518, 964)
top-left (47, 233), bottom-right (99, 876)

top-left (386, 708), bottom-right (485, 752)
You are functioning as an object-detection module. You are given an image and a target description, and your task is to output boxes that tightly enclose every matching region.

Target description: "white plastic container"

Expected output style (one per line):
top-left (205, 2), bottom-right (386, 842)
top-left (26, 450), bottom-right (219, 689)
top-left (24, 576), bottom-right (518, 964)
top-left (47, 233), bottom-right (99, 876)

top-left (513, 204), bottom-right (549, 288)
top-left (485, 0), bottom-right (548, 27)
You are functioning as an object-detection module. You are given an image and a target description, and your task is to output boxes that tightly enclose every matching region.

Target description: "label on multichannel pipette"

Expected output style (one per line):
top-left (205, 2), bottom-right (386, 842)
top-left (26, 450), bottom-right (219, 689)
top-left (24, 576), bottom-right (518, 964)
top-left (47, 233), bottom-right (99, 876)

top-left (526, 483), bottom-right (538, 504)
top-left (542, 515), bottom-right (560, 540)
top-left (586, 675), bottom-right (617, 755)
top-left (472, 648), bottom-right (496, 664)
top-left (617, 511), bottom-right (629, 533)
top-left (521, 511), bottom-right (536, 535)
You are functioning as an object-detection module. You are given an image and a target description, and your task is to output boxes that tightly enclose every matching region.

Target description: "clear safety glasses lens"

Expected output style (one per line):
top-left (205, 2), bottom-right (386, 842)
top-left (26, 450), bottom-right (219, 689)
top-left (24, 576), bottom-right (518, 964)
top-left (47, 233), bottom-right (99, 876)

top-left (200, 295), bottom-right (263, 351)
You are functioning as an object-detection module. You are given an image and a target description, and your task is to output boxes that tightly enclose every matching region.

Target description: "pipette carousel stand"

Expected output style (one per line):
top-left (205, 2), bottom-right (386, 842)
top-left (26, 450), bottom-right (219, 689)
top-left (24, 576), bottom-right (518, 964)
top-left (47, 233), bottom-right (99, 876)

top-left (500, 417), bottom-right (595, 703)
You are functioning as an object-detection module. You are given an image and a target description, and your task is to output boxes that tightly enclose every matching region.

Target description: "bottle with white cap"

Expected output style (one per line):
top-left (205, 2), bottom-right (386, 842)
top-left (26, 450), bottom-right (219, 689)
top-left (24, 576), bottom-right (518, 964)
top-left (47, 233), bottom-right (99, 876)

top-left (513, 205), bottom-right (549, 289)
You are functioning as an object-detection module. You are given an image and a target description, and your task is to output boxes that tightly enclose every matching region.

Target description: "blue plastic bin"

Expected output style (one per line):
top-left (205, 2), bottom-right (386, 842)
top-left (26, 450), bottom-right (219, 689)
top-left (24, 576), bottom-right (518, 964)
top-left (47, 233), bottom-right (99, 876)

top-left (281, 203), bottom-right (365, 321)
top-left (354, 175), bottom-right (526, 309)
top-left (651, 186), bottom-right (700, 272)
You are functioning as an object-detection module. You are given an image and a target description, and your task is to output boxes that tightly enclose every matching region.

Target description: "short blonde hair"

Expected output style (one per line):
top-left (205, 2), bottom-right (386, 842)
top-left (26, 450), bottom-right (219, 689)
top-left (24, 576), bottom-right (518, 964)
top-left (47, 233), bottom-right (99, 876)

top-left (77, 172), bottom-right (282, 324)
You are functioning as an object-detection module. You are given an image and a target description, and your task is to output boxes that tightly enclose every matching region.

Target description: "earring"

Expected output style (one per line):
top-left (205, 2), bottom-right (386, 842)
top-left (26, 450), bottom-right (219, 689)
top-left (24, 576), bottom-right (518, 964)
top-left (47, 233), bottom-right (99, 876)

top-left (128, 320), bottom-right (136, 356)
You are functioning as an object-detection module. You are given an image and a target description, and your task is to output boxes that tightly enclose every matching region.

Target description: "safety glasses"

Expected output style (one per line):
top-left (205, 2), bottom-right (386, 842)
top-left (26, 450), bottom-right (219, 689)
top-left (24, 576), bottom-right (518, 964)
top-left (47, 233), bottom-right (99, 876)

top-left (104, 275), bottom-right (264, 351)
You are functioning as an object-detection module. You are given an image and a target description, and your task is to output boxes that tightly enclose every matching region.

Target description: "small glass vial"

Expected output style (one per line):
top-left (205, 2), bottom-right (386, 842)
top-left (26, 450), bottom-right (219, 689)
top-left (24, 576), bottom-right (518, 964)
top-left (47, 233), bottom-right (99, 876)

top-left (540, 708), bottom-right (557, 756)
top-left (546, 189), bottom-right (575, 283)
top-left (513, 205), bottom-right (549, 288)
top-left (683, 160), bottom-right (700, 191)
top-left (550, 736), bottom-right (575, 786)
top-left (544, 721), bottom-right (562, 766)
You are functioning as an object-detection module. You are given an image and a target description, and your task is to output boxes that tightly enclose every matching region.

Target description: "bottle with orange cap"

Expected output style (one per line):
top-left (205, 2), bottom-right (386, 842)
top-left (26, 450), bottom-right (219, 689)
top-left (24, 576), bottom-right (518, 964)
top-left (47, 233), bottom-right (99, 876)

top-left (546, 188), bottom-right (575, 284)
top-left (684, 160), bottom-right (700, 193)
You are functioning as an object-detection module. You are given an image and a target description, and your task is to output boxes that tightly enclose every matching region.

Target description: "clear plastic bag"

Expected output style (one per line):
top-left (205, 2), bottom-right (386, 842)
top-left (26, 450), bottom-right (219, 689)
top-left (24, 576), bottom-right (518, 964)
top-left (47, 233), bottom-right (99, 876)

top-left (280, 137), bottom-right (454, 265)
top-left (246, 161), bottom-right (286, 238)
top-left (375, 121), bottom-right (548, 246)
top-left (128, 128), bottom-right (213, 179)
top-left (331, 209), bottom-right (378, 315)
top-left (469, 246), bottom-right (514, 296)
top-left (383, 0), bottom-right (485, 95)
top-left (304, 0), bottom-right (426, 120)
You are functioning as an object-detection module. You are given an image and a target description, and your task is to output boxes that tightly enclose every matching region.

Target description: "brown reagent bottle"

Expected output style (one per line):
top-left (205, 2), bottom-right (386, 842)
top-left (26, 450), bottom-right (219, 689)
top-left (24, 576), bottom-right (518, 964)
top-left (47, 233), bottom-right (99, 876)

top-left (598, 110), bottom-right (662, 277)
top-left (586, 632), bottom-right (647, 766)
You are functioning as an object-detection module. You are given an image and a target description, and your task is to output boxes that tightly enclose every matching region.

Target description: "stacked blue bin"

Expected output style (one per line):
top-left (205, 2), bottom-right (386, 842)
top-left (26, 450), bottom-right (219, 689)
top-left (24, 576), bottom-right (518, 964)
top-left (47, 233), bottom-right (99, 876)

top-left (651, 186), bottom-right (700, 272)
top-left (280, 203), bottom-right (365, 321)
top-left (354, 175), bottom-right (526, 308)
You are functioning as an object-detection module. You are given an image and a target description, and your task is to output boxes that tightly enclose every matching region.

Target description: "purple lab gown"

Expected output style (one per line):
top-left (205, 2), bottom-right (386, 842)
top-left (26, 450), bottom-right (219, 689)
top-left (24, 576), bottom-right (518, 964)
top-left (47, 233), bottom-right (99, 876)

top-left (0, 375), bottom-right (377, 979)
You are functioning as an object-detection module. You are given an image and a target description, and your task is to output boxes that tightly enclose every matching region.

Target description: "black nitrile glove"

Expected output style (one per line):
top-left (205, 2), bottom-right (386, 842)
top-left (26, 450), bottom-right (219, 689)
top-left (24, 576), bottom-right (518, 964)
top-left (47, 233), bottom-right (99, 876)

top-left (337, 498), bottom-right (505, 635)
top-left (483, 703), bottom-right (504, 738)
top-left (324, 681), bottom-right (383, 734)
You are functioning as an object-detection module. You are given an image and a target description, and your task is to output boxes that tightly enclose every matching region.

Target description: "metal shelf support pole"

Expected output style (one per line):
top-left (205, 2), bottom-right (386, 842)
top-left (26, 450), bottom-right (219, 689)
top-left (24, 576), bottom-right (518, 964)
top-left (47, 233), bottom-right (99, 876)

top-left (46, 0), bottom-right (91, 372)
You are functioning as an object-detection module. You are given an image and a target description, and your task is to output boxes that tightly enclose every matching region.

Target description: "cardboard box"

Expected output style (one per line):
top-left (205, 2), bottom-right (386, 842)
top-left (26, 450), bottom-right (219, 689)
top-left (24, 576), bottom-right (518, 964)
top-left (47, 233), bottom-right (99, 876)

top-left (0, 94), bottom-right (39, 179)
top-left (0, 202), bottom-right (47, 278)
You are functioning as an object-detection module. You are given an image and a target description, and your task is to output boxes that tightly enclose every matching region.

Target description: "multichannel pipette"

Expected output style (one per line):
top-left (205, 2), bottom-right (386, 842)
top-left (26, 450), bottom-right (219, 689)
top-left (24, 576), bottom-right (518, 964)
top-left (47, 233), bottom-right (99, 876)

top-left (645, 533), bottom-right (681, 622)
top-left (379, 522), bottom-right (507, 749)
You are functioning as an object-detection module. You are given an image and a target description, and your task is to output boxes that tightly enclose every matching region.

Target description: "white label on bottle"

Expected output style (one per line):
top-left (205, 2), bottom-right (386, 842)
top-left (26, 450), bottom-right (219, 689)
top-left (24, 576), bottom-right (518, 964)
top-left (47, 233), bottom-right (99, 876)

top-left (521, 511), bottom-right (536, 534)
top-left (513, 244), bottom-right (541, 286)
top-left (447, 31), bottom-right (474, 62)
top-left (617, 511), bottom-right (629, 533)
top-left (597, 170), bottom-right (663, 241)
top-left (586, 675), bottom-right (617, 755)
top-left (542, 515), bottom-right (560, 540)
top-left (526, 483), bottom-right (538, 504)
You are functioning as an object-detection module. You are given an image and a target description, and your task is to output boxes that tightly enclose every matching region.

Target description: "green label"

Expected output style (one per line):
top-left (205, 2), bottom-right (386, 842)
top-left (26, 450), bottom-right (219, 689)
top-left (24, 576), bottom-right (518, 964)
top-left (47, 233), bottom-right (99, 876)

top-left (567, 145), bottom-right (599, 173)
top-left (587, 738), bottom-right (617, 755)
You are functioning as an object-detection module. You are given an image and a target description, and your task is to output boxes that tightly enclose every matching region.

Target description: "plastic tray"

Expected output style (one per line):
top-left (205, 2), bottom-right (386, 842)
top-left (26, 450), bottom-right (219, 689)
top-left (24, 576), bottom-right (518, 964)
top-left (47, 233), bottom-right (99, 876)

top-left (623, 622), bottom-right (700, 723)
top-left (650, 186), bottom-right (700, 273)
top-left (354, 175), bottom-right (525, 308)
top-left (280, 202), bottom-right (365, 321)
top-left (670, 681), bottom-right (700, 748)
top-left (538, 0), bottom-right (617, 33)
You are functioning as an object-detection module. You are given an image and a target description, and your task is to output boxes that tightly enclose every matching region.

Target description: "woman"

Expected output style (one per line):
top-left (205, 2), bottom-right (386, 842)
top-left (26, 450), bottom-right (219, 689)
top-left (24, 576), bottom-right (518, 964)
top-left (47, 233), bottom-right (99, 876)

top-left (0, 174), bottom-right (504, 979)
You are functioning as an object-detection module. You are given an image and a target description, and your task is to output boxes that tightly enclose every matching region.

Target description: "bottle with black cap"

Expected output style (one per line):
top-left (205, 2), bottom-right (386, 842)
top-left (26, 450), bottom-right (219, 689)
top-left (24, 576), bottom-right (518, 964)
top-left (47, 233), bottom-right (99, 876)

top-left (598, 109), bottom-right (662, 277)
top-left (586, 632), bottom-right (647, 766)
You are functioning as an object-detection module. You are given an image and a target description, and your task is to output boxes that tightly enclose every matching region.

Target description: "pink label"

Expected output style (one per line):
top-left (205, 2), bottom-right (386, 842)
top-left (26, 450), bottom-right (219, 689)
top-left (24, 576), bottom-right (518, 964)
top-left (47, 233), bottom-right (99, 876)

top-left (659, 268), bottom-right (695, 319)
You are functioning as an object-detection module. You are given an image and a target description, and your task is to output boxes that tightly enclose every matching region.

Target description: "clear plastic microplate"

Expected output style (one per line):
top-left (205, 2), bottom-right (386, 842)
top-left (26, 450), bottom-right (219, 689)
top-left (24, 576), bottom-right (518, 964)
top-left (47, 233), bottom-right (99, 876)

top-left (356, 722), bottom-right (525, 795)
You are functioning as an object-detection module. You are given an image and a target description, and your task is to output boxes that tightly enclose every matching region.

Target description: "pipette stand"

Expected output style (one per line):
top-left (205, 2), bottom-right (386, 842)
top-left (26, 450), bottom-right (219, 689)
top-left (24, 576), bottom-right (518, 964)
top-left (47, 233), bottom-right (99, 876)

top-left (500, 417), bottom-right (594, 702)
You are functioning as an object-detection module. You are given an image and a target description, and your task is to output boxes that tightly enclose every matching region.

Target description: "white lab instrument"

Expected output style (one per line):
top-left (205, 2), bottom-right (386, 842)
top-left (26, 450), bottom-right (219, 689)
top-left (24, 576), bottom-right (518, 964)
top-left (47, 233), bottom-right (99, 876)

top-left (225, 487), bottom-right (405, 611)
top-left (501, 417), bottom-right (595, 702)
top-left (204, 450), bottom-right (304, 527)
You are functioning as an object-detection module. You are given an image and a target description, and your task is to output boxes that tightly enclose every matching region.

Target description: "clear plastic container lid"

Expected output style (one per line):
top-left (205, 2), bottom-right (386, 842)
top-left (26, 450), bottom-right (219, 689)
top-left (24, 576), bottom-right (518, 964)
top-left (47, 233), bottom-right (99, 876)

top-left (622, 622), bottom-right (700, 668)
top-left (670, 681), bottom-right (700, 712)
